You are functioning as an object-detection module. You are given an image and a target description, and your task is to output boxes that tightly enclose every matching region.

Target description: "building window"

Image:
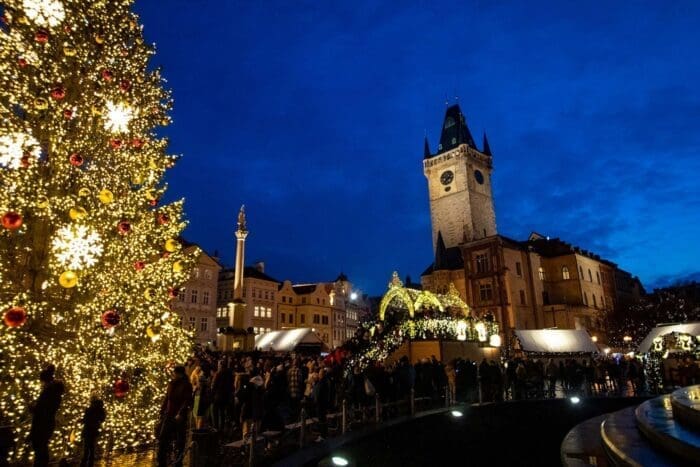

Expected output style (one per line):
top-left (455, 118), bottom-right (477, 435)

top-left (271, 293), bottom-right (275, 301)
top-left (254, 306), bottom-right (260, 317)
top-left (583, 292), bottom-right (588, 305)
top-left (542, 291), bottom-right (550, 305)
top-left (300, 314), bottom-right (305, 324)
top-left (200, 318), bottom-right (208, 331)
top-left (302, 297), bottom-right (307, 304)
top-left (596, 271), bottom-right (601, 284)
top-left (479, 284), bottom-right (493, 302)
top-left (519, 290), bottom-right (526, 305)
top-left (579, 266), bottom-right (584, 279)
top-left (515, 262), bottom-right (522, 277)
top-left (281, 313), bottom-right (285, 323)
top-left (562, 266), bottom-right (570, 280)
top-left (588, 269), bottom-right (593, 282)
top-left (188, 317), bottom-right (195, 329)
top-left (476, 254), bottom-right (489, 273)
top-left (592, 294), bottom-right (597, 308)
top-left (204, 269), bottom-right (212, 280)
top-left (538, 267), bottom-right (545, 281)
top-left (178, 289), bottom-right (186, 302)
top-left (322, 316), bottom-right (328, 325)
top-left (193, 268), bottom-right (199, 278)
top-left (202, 291), bottom-right (209, 305)
top-left (266, 307), bottom-right (272, 318)
top-left (258, 290), bottom-right (262, 298)
top-left (253, 326), bottom-right (259, 334)
top-left (190, 290), bottom-right (198, 303)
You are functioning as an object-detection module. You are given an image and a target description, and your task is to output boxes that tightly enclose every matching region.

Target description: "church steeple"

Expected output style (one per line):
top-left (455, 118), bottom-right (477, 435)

top-left (437, 104), bottom-right (476, 154)
top-left (482, 132), bottom-right (492, 156)
top-left (434, 231), bottom-right (447, 270)
top-left (423, 137), bottom-right (431, 159)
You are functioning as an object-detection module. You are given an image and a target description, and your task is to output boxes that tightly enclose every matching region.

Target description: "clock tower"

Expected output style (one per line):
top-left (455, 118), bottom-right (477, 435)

top-left (423, 104), bottom-right (497, 251)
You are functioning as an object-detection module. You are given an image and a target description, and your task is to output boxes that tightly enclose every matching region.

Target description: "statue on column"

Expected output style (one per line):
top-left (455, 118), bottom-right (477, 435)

top-left (237, 205), bottom-right (247, 232)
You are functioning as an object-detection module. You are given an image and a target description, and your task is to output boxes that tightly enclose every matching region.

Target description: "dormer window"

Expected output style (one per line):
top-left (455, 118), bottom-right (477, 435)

top-left (444, 116), bottom-right (455, 129)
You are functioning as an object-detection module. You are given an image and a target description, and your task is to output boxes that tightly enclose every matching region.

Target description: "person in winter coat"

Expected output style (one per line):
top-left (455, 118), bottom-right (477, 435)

top-left (211, 359), bottom-right (233, 432)
top-left (157, 366), bottom-right (193, 467)
top-left (29, 364), bottom-right (64, 467)
top-left (237, 369), bottom-right (264, 440)
top-left (80, 397), bottom-right (106, 467)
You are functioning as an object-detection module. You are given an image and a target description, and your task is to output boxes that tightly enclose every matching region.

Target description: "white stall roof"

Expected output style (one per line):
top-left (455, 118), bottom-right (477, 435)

top-left (254, 328), bottom-right (324, 352)
top-left (515, 329), bottom-right (599, 354)
top-left (637, 322), bottom-right (700, 353)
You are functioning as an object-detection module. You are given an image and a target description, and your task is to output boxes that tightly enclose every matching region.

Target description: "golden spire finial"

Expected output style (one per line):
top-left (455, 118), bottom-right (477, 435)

top-left (237, 204), bottom-right (247, 232)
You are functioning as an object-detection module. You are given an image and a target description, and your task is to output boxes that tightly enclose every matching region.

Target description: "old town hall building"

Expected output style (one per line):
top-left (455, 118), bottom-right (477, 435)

top-left (420, 104), bottom-right (642, 343)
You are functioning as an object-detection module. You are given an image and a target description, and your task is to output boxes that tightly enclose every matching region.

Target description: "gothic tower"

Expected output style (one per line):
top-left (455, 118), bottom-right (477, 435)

top-left (423, 104), bottom-right (497, 251)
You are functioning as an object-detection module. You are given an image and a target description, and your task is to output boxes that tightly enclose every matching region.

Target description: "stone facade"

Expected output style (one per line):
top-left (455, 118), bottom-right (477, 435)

top-left (171, 245), bottom-right (221, 346)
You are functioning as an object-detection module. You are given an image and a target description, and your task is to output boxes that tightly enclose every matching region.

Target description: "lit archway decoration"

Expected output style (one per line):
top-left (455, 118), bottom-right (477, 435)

top-left (378, 272), bottom-right (470, 320)
top-left (414, 290), bottom-right (443, 313)
top-left (378, 272), bottom-right (415, 320)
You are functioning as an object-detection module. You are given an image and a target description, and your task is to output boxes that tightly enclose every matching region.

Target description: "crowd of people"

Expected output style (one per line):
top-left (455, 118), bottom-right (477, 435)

top-left (8, 350), bottom-right (698, 467)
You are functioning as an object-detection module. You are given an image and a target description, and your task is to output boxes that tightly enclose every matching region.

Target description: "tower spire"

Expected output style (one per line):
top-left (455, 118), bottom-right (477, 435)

top-left (423, 136), bottom-right (431, 159)
top-left (437, 104), bottom-right (476, 154)
top-left (482, 132), bottom-right (492, 156)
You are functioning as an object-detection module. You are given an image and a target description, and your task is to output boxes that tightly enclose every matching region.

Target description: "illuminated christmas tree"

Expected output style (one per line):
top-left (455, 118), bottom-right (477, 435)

top-left (0, 0), bottom-right (196, 462)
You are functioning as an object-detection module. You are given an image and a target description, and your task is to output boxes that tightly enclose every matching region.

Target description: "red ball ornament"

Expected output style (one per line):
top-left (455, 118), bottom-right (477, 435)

top-left (110, 139), bottom-right (123, 149)
top-left (119, 80), bottom-right (131, 92)
top-left (2, 212), bottom-right (23, 230)
top-left (168, 287), bottom-right (179, 299)
top-left (69, 153), bottom-right (83, 167)
top-left (20, 154), bottom-right (31, 169)
top-left (101, 69), bottom-right (113, 81)
top-left (3, 306), bottom-right (27, 327)
top-left (101, 310), bottom-right (120, 328)
top-left (18, 58), bottom-right (28, 68)
top-left (149, 198), bottom-right (159, 207)
top-left (117, 220), bottom-right (131, 235)
top-left (161, 251), bottom-right (170, 259)
top-left (50, 86), bottom-right (66, 100)
top-left (35, 29), bottom-right (49, 43)
top-left (157, 213), bottom-right (170, 225)
top-left (63, 108), bottom-right (73, 119)
top-left (113, 379), bottom-right (129, 398)
top-left (133, 260), bottom-right (145, 271)
top-left (131, 138), bottom-right (144, 149)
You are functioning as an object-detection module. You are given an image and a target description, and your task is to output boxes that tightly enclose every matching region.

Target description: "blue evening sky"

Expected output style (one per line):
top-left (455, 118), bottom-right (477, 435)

top-left (135, 0), bottom-right (700, 296)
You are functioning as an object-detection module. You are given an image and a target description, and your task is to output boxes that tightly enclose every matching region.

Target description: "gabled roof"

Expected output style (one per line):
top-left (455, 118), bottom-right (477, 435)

top-left (292, 284), bottom-right (317, 295)
top-left (482, 133), bottom-right (492, 156)
top-left (436, 104), bottom-right (476, 154)
top-left (421, 237), bottom-right (464, 276)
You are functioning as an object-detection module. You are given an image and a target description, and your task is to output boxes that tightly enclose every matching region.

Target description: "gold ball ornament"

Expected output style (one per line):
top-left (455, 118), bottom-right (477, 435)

top-left (59, 271), bottom-right (78, 288)
top-left (172, 261), bottom-right (183, 273)
top-left (94, 33), bottom-right (105, 44)
top-left (78, 188), bottom-right (91, 197)
top-left (164, 239), bottom-right (179, 252)
top-left (63, 45), bottom-right (77, 57)
top-left (69, 206), bottom-right (87, 220)
top-left (144, 288), bottom-right (156, 301)
top-left (34, 97), bottom-right (48, 110)
top-left (98, 189), bottom-right (114, 204)
top-left (36, 196), bottom-right (49, 209)
top-left (146, 324), bottom-right (161, 341)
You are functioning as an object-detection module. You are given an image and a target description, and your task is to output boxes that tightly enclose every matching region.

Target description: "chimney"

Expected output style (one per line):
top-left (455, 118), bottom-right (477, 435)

top-left (254, 261), bottom-right (265, 273)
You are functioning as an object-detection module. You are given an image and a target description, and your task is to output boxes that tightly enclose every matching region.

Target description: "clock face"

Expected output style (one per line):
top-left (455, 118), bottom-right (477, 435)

top-left (440, 170), bottom-right (454, 186)
top-left (474, 169), bottom-right (484, 185)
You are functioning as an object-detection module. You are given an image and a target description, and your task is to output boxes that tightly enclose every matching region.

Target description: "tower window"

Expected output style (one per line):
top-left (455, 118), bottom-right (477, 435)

top-left (479, 284), bottom-right (493, 302)
top-left (596, 271), bottom-right (601, 284)
top-left (562, 266), bottom-right (570, 280)
top-left (583, 292), bottom-right (588, 306)
top-left (515, 262), bottom-right (522, 277)
top-left (519, 290), bottom-right (526, 305)
top-left (592, 294), bottom-right (597, 308)
top-left (588, 269), bottom-right (593, 282)
top-left (538, 267), bottom-right (545, 281)
top-left (476, 254), bottom-right (489, 273)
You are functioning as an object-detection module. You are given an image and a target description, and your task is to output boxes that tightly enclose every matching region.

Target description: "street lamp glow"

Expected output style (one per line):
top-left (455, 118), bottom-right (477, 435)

top-left (451, 410), bottom-right (463, 417)
top-left (350, 292), bottom-right (358, 301)
top-left (591, 335), bottom-right (598, 343)
top-left (332, 456), bottom-right (349, 466)
top-left (623, 335), bottom-right (632, 343)
top-left (570, 396), bottom-right (581, 404)
top-left (603, 348), bottom-right (610, 355)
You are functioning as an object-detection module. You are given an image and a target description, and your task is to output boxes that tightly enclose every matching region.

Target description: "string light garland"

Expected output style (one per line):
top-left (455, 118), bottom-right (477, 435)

top-left (0, 0), bottom-right (197, 463)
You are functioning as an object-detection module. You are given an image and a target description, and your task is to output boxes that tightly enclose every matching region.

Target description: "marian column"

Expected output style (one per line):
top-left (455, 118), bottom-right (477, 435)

top-left (233, 205), bottom-right (248, 301)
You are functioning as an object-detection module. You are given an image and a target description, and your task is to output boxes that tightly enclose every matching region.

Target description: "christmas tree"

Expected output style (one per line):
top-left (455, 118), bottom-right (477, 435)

top-left (0, 0), bottom-right (196, 462)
